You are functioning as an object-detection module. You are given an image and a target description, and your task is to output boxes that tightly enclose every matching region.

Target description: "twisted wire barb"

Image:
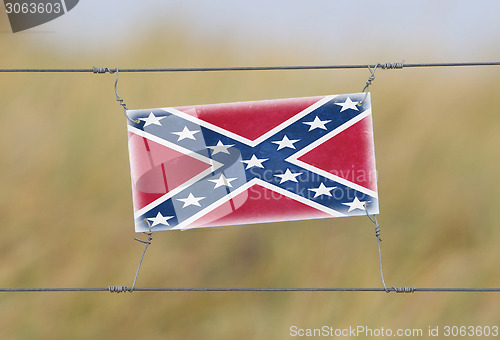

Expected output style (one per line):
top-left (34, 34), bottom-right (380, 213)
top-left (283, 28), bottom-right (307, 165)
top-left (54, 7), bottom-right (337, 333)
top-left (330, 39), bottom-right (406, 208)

top-left (379, 61), bottom-right (405, 69)
top-left (108, 286), bottom-right (128, 293)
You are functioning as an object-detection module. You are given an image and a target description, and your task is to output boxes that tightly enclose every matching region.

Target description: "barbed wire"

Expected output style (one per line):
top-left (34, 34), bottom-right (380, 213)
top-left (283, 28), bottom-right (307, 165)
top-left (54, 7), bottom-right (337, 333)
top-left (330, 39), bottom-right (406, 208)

top-left (0, 287), bottom-right (499, 293)
top-left (0, 61), bottom-right (499, 73)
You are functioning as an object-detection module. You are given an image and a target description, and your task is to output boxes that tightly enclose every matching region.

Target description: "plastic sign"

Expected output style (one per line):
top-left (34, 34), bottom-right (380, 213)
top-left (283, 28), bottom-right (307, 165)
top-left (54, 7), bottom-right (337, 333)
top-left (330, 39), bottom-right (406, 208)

top-left (126, 93), bottom-right (378, 232)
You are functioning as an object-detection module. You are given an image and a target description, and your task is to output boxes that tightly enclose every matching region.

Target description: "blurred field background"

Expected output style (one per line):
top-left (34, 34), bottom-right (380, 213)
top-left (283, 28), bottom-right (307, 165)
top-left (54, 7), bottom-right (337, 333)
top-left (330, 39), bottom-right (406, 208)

top-left (1, 2), bottom-right (500, 339)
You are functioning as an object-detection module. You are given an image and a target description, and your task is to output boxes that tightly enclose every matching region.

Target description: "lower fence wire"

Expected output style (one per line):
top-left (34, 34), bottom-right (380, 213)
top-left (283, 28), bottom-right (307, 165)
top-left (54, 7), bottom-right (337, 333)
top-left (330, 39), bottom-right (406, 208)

top-left (0, 287), bottom-right (499, 293)
top-left (2, 213), bottom-right (499, 293)
top-left (1, 212), bottom-right (499, 293)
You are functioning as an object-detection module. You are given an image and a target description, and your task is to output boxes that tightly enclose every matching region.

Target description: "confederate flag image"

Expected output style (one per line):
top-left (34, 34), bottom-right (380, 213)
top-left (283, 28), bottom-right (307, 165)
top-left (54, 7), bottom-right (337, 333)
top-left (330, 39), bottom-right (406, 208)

top-left (126, 92), bottom-right (378, 232)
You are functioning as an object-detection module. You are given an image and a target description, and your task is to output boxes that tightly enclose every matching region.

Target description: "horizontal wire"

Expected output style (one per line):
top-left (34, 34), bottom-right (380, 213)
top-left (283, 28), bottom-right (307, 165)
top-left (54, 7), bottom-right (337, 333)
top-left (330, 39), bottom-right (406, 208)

top-left (0, 287), bottom-right (499, 293)
top-left (0, 62), bottom-right (499, 73)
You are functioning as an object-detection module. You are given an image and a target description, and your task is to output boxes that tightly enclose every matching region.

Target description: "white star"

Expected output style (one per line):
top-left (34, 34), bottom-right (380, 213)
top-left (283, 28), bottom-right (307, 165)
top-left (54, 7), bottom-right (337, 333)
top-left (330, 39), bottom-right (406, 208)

top-left (272, 135), bottom-right (300, 150)
top-left (208, 140), bottom-right (234, 155)
top-left (274, 168), bottom-right (302, 184)
top-left (208, 174), bottom-right (237, 188)
top-left (342, 197), bottom-right (369, 212)
top-left (308, 183), bottom-right (337, 198)
top-left (140, 112), bottom-right (165, 127)
top-left (334, 97), bottom-right (359, 112)
top-left (172, 126), bottom-right (200, 141)
top-left (303, 116), bottom-right (331, 131)
top-left (241, 155), bottom-right (269, 169)
top-left (147, 212), bottom-right (174, 227)
top-left (177, 193), bottom-right (205, 208)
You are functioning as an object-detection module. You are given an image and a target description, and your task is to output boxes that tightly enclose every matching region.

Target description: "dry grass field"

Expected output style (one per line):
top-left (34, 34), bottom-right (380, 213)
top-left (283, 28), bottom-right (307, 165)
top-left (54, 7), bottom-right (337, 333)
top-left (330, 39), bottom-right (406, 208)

top-left (0, 14), bottom-right (499, 340)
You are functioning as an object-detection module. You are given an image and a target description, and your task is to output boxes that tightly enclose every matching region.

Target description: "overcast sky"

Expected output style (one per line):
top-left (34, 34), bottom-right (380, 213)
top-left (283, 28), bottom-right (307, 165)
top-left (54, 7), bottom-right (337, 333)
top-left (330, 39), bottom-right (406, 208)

top-left (5, 0), bottom-right (500, 61)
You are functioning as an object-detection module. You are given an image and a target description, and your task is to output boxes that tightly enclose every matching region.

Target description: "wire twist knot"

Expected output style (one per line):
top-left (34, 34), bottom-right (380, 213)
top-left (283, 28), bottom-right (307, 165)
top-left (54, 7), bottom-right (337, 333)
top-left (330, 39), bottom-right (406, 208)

top-left (92, 67), bottom-right (116, 74)
top-left (380, 61), bottom-right (404, 69)
top-left (108, 286), bottom-right (129, 293)
top-left (391, 286), bottom-right (416, 293)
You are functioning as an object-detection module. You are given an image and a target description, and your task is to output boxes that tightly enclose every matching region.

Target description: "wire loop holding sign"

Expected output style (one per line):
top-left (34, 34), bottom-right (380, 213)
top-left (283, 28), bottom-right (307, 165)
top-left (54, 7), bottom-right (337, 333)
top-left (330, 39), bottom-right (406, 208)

top-left (358, 64), bottom-right (379, 106)
top-left (93, 66), bottom-right (139, 124)
top-left (358, 61), bottom-right (404, 106)
top-left (364, 202), bottom-right (389, 292)
top-left (129, 220), bottom-right (154, 292)
top-left (107, 221), bottom-right (154, 294)
top-left (113, 68), bottom-right (140, 124)
top-left (364, 203), bottom-right (415, 294)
